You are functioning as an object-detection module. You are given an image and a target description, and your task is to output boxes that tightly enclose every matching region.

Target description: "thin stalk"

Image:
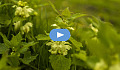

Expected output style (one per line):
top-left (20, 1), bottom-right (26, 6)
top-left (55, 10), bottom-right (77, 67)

top-left (75, 65), bottom-right (76, 70)
top-left (38, 7), bottom-right (43, 70)
top-left (7, 19), bottom-right (13, 38)
top-left (38, 40), bottom-right (49, 69)
top-left (26, 64), bottom-right (38, 70)
top-left (45, 7), bottom-right (48, 32)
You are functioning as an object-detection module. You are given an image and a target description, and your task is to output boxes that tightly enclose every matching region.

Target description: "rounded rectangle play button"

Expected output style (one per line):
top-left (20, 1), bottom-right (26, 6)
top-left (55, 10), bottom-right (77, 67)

top-left (50, 29), bottom-right (71, 41)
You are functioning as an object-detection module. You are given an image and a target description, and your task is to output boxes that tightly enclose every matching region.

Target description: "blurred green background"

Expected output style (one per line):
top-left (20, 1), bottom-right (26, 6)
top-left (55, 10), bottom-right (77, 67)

top-left (27, 0), bottom-right (120, 31)
top-left (50, 0), bottom-right (120, 31)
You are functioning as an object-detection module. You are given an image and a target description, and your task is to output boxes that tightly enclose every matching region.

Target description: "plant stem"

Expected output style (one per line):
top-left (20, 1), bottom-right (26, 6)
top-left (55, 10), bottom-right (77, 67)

top-left (27, 64), bottom-right (38, 70)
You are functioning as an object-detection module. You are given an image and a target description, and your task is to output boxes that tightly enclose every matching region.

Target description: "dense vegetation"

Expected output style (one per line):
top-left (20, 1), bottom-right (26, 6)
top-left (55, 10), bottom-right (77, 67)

top-left (0, 0), bottom-right (120, 70)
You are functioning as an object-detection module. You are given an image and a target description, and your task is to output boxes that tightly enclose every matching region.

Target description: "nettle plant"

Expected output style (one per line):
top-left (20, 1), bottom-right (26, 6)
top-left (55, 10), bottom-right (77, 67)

top-left (0, 0), bottom-right (120, 70)
top-left (0, 1), bottom-right (38, 70)
top-left (12, 1), bottom-right (38, 34)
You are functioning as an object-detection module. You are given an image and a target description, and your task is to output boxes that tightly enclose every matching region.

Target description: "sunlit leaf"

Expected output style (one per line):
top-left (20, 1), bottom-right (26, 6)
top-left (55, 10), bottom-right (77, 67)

top-left (0, 32), bottom-right (11, 48)
top-left (49, 55), bottom-right (71, 70)
top-left (10, 33), bottom-right (22, 47)
top-left (36, 34), bottom-right (50, 40)
top-left (62, 7), bottom-right (71, 17)
top-left (69, 13), bottom-right (87, 20)
top-left (69, 37), bottom-right (83, 51)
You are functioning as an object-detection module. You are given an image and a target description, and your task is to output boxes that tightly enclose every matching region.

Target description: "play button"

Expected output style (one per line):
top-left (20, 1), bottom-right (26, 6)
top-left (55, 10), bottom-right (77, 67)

top-left (57, 32), bottom-right (64, 38)
top-left (50, 29), bottom-right (71, 41)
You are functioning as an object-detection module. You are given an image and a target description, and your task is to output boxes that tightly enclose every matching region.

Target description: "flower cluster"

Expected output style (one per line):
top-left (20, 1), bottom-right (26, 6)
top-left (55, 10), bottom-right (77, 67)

top-left (46, 41), bottom-right (72, 55)
top-left (21, 22), bottom-right (33, 34)
top-left (13, 1), bottom-right (34, 18)
top-left (13, 1), bottom-right (36, 34)
top-left (15, 6), bottom-right (33, 18)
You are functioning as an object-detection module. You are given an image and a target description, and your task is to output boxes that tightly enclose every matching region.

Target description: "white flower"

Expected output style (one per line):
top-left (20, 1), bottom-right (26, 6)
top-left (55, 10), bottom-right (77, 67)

top-left (22, 6), bottom-right (33, 17)
top-left (24, 6), bottom-right (33, 12)
top-left (21, 25), bottom-right (29, 34)
top-left (14, 4), bottom-right (34, 18)
top-left (51, 24), bottom-right (74, 30)
top-left (94, 59), bottom-right (108, 70)
top-left (51, 24), bottom-right (58, 26)
top-left (46, 41), bottom-right (72, 55)
top-left (25, 25), bottom-right (30, 33)
top-left (26, 22), bottom-right (33, 27)
top-left (67, 27), bottom-right (75, 30)
top-left (21, 22), bottom-right (33, 34)
top-left (14, 21), bottom-right (21, 30)
top-left (90, 24), bottom-right (98, 33)
top-left (15, 7), bottom-right (23, 15)
top-left (51, 24), bottom-right (61, 29)
top-left (12, 5), bottom-right (17, 8)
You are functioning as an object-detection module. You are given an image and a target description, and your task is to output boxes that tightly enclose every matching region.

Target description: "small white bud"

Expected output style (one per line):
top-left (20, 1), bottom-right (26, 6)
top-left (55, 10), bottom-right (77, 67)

top-left (67, 27), bottom-right (75, 30)
top-left (51, 24), bottom-right (58, 26)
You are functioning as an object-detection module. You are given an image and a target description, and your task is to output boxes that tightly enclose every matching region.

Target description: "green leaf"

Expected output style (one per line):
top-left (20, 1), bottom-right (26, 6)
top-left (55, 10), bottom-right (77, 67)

top-left (0, 55), bottom-right (7, 69)
top-left (55, 16), bottom-right (63, 23)
top-left (0, 32), bottom-right (11, 48)
top-left (0, 14), bottom-right (10, 24)
top-left (72, 57), bottom-right (87, 67)
top-left (55, 16), bottom-right (68, 28)
top-left (87, 17), bottom-right (100, 28)
top-left (19, 42), bottom-right (37, 53)
top-left (10, 33), bottom-right (22, 47)
top-left (0, 33), bottom-right (23, 52)
top-left (8, 56), bottom-right (20, 67)
top-left (36, 34), bottom-right (50, 40)
top-left (37, 3), bottom-right (49, 7)
top-left (13, 17), bottom-right (24, 23)
top-left (0, 3), bottom-right (12, 8)
top-left (57, 22), bottom-right (68, 28)
top-left (4, 20), bottom-right (11, 27)
top-left (0, 43), bottom-right (8, 54)
top-left (0, 55), bottom-right (19, 70)
top-left (21, 51), bottom-right (38, 64)
top-left (62, 7), bottom-right (71, 17)
top-left (69, 13), bottom-right (86, 20)
top-left (69, 37), bottom-right (83, 51)
top-left (49, 55), bottom-right (71, 70)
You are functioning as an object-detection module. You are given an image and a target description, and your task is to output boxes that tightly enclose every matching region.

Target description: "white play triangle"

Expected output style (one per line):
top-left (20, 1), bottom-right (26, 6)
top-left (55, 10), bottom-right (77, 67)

top-left (57, 32), bottom-right (64, 38)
